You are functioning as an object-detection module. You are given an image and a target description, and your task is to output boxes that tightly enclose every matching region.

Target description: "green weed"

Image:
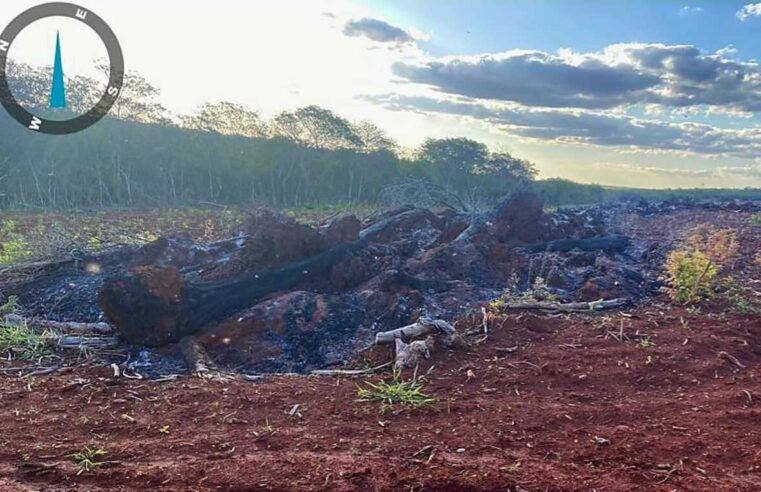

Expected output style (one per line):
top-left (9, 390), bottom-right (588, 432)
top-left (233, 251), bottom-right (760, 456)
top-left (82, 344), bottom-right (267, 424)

top-left (748, 213), bottom-right (761, 227)
top-left (0, 221), bottom-right (32, 264)
top-left (0, 323), bottom-right (57, 361)
top-left (356, 370), bottom-right (435, 407)
top-left (638, 336), bottom-right (655, 349)
top-left (71, 446), bottom-right (107, 475)
top-left (665, 226), bottom-right (738, 304)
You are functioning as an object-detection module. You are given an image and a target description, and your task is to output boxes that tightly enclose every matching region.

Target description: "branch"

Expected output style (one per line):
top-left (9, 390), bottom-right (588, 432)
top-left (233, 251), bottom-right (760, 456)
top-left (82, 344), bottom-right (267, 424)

top-left (375, 318), bottom-right (458, 344)
top-left (503, 298), bottom-right (630, 312)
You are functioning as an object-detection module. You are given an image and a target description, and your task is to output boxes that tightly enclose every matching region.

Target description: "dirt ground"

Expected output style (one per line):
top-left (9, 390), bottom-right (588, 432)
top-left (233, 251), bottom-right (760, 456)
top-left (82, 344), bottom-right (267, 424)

top-left (2, 209), bottom-right (761, 491)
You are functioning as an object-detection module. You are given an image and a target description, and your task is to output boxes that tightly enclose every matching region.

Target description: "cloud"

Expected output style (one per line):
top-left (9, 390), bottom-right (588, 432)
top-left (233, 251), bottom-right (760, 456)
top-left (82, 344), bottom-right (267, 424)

top-left (679, 5), bottom-right (703, 15)
top-left (391, 43), bottom-right (761, 113)
top-left (717, 44), bottom-right (738, 57)
top-left (718, 163), bottom-right (761, 177)
top-left (393, 49), bottom-right (659, 109)
top-left (596, 162), bottom-right (761, 181)
top-left (343, 18), bottom-right (414, 44)
top-left (737, 2), bottom-right (761, 20)
top-left (594, 162), bottom-right (714, 177)
top-left (364, 93), bottom-right (761, 159)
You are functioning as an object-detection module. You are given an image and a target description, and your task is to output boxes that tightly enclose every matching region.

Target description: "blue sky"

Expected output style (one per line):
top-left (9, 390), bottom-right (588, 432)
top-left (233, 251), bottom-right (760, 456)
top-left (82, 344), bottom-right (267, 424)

top-left (5, 0), bottom-right (761, 188)
top-left (365, 1), bottom-right (753, 56)
top-left (353, 0), bottom-right (761, 187)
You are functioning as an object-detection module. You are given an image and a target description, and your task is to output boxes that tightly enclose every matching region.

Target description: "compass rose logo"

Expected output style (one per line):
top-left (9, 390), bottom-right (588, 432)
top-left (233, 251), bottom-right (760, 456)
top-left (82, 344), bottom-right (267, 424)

top-left (0, 2), bottom-right (124, 135)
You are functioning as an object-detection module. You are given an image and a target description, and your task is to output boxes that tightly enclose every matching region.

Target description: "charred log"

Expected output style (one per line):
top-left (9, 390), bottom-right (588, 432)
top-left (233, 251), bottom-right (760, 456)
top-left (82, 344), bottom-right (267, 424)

top-left (179, 336), bottom-right (217, 375)
top-left (453, 184), bottom-right (545, 245)
top-left (381, 269), bottom-right (459, 293)
top-left (100, 209), bottom-right (423, 347)
top-left (522, 235), bottom-right (629, 254)
top-left (375, 317), bottom-right (464, 347)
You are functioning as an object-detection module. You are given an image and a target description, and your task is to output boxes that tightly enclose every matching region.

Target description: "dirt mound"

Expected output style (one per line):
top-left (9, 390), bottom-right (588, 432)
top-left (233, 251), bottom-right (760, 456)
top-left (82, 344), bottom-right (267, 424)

top-left (492, 187), bottom-right (545, 242)
top-left (320, 214), bottom-right (361, 247)
top-left (200, 290), bottom-right (367, 373)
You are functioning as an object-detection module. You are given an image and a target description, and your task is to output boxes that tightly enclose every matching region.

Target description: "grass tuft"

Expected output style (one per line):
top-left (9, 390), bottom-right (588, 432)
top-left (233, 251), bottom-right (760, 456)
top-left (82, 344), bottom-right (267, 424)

top-left (357, 370), bottom-right (435, 407)
top-left (71, 446), bottom-right (107, 475)
top-left (0, 322), bottom-right (57, 361)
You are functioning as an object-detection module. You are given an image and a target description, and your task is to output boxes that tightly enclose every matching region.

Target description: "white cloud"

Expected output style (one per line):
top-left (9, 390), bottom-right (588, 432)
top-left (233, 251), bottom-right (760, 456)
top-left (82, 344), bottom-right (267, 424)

top-left (679, 5), bottom-right (703, 15)
top-left (716, 44), bottom-right (738, 57)
top-left (718, 163), bottom-right (761, 177)
top-left (593, 162), bottom-right (713, 177)
top-left (737, 2), bottom-right (761, 20)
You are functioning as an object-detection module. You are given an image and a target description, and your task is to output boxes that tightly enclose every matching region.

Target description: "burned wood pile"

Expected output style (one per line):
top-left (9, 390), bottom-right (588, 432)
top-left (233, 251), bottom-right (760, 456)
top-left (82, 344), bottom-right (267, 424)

top-left (6, 189), bottom-right (719, 375)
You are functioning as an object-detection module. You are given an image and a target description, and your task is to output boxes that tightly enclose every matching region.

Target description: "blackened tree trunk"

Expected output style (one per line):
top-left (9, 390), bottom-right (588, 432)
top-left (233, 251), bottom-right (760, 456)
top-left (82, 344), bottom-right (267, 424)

top-left (99, 209), bottom-right (424, 346)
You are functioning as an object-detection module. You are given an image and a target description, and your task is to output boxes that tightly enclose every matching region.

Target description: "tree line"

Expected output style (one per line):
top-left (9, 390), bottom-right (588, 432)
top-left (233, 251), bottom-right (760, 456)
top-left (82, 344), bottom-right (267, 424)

top-left (5, 62), bottom-right (758, 210)
top-left (0, 62), bottom-right (536, 210)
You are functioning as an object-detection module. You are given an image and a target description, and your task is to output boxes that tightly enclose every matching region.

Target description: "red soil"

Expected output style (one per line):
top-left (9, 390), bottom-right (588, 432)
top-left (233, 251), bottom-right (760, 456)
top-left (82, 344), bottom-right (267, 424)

top-left (1, 302), bottom-right (761, 491)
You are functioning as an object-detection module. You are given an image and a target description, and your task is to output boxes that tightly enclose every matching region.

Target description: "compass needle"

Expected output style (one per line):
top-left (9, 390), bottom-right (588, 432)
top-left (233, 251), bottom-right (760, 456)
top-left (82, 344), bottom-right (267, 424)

top-left (49, 31), bottom-right (66, 109)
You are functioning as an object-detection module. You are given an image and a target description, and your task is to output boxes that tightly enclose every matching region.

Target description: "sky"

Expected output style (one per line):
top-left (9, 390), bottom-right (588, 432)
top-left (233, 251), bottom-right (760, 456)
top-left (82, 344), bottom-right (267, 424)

top-left (4, 0), bottom-right (761, 188)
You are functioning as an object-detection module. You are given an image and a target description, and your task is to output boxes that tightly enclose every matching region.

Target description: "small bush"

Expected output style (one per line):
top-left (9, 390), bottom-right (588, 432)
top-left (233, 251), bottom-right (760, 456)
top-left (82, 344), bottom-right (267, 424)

top-left (665, 226), bottom-right (738, 304)
top-left (357, 371), bottom-right (435, 407)
top-left (491, 271), bottom-right (557, 311)
top-left (71, 446), bottom-right (107, 475)
top-left (0, 322), bottom-right (57, 360)
top-left (665, 249), bottom-right (718, 303)
top-left (0, 221), bottom-right (32, 265)
top-left (0, 296), bottom-right (19, 315)
top-left (720, 277), bottom-right (761, 314)
top-left (749, 213), bottom-right (761, 227)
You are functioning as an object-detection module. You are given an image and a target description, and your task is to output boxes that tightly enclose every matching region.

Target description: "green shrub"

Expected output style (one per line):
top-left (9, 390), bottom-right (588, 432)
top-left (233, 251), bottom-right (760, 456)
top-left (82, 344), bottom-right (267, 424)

top-left (666, 250), bottom-right (718, 303)
top-left (749, 213), bottom-right (761, 227)
top-left (71, 446), bottom-right (107, 475)
top-left (0, 322), bottom-right (57, 360)
top-left (665, 226), bottom-right (738, 304)
top-left (356, 371), bottom-right (435, 407)
top-left (0, 221), bottom-right (32, 265)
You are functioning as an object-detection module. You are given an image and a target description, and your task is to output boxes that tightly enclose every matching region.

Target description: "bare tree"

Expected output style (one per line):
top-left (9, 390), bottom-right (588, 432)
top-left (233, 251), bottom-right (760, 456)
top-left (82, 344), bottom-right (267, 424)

top-left (353, 120), bottom-right (398, 153)
top-left (181, 102), bottom-right (269, 138)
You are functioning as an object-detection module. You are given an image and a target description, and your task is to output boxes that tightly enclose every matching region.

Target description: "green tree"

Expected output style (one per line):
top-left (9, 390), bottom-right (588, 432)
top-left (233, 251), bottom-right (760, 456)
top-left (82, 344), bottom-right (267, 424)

top-left (273, 105), bottom-right (362, 149)
top-left (418, 137), bottom-right (489, 190)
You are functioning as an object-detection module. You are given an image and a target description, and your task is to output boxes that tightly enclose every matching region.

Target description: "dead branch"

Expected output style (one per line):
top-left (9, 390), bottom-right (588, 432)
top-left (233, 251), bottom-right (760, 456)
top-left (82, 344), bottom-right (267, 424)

top-left (310, 361), bottom-right (393, 376)
top-left (375, 318), bottom-right (460, 345)
top-left (503, 298), bottom-right (629, 312)
top-left (179, 336), bottom-right (217, 375)
top-left (394, 337), bottom-right (433, 370)
top-left (718, 351), bottom-right (746, 369)
top-left (57, 335), bottom-right (119, 350)
top-left (4, 314), bottom-right (112, 334)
